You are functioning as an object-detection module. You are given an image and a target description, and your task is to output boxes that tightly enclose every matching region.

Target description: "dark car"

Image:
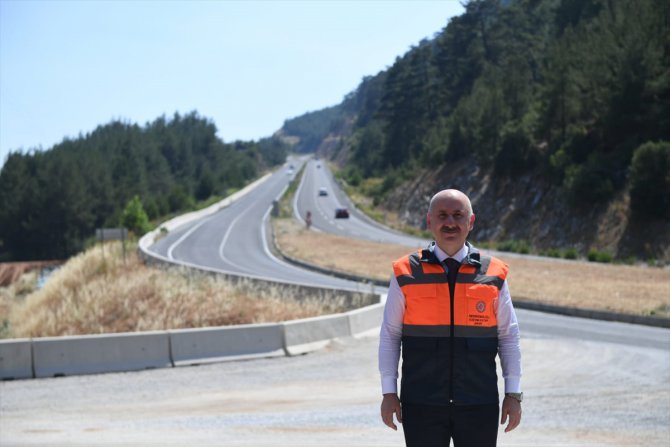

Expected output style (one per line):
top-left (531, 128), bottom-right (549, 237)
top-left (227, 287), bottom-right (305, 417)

top-left (318, 187), bottom-right (328, 196)
top-left (335, 208), bottom-right (350, 219)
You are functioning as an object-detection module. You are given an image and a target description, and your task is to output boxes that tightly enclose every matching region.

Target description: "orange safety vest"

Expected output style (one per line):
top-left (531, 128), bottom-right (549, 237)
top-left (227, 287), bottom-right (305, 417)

top-left (392, 242), bottom-right (508, 406)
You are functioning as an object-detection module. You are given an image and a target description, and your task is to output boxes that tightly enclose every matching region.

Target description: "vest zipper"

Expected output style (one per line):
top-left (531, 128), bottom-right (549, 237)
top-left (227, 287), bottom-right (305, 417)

top-left (443, 260), bottom-right (456, 405)
top-left (449, 273), bottom-right (455, 405)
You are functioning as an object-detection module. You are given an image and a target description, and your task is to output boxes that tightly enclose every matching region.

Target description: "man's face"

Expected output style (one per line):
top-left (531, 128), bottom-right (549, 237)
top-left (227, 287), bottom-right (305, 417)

top-left (426, 193), bottom-right (475, 256)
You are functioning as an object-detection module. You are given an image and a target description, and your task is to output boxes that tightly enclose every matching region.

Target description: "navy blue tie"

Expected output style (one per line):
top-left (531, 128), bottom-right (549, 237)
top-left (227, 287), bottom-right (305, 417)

top-left (444, 257), bottom-right (461, 288)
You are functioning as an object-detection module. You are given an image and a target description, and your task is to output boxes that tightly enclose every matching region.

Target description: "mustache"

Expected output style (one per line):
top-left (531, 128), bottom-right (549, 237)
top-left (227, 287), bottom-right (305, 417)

top-left (440, 226), bottom-right (459, 233)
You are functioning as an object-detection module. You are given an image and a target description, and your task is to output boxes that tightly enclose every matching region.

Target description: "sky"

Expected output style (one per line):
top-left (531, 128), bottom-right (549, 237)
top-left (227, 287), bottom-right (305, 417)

top-left (0, 0), bottom-right (465, 168)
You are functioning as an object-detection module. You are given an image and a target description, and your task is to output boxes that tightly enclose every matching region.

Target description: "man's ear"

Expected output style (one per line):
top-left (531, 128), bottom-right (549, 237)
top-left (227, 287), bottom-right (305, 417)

top-left (426, 213), bottom-right (431, 228)
top-left (469, 213), bottom-right (476, 231)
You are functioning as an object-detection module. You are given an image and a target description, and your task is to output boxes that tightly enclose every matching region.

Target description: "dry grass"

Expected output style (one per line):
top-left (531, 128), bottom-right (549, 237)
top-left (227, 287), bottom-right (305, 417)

top-left (0, 270), bottom-right (39, 337)
top-left (503, 256), bottom-right (670, 318)
top-left (274, 218), bottom-right (416, 281)
top-left (273, 218), bottom-right (670, 319)
top-left (1, 242), bottom-right (344, 339)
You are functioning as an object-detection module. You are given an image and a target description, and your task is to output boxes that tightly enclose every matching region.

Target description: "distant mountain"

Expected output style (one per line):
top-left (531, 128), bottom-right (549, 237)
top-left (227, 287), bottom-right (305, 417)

top-left (280, 0), bottom-right (670, 261)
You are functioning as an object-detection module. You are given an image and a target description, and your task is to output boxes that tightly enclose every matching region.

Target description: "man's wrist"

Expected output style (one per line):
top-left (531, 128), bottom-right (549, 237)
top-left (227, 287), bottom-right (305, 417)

top-left (505, 392), bottom-right (523, 403)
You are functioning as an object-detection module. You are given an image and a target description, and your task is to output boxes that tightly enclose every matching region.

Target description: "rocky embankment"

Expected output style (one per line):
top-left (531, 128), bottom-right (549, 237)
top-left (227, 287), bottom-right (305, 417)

top-left (381, 159), bottom-right (669, 262)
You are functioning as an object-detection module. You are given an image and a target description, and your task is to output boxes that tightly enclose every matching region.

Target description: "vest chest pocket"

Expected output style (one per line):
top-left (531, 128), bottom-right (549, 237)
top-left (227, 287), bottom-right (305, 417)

top-left (465, 284), bottom-right (497, 326)
top-left (403, 283), bottom-right (438, 298)
top-left (403, 283), bottom-right (440, 325)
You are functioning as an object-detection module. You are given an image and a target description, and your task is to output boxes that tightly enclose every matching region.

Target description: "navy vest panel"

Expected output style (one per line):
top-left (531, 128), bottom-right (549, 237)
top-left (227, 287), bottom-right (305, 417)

top-left (400, 336), bottom-right (499, 406)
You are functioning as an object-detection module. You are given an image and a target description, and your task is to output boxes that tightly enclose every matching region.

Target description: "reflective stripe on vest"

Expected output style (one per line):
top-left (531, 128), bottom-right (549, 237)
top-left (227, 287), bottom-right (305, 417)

top-left (392, 246), bottom-right (508, 337)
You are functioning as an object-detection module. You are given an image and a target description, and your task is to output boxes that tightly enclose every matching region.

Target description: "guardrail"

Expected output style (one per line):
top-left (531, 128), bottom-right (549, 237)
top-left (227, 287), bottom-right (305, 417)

top-left (1, 168), bottom-right (384, 381)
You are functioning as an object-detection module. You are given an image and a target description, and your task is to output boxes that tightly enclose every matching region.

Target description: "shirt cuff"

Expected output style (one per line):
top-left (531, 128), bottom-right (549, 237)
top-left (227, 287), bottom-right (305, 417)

top-left (381, 376), bottom-right (398, 395)
top-left (504, 376), bottom-right (521, 393)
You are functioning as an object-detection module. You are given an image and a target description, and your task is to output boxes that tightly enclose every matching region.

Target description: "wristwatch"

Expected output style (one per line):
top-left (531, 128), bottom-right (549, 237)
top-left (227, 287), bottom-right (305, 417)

top-left (505, 392), bottom-right (523, 402)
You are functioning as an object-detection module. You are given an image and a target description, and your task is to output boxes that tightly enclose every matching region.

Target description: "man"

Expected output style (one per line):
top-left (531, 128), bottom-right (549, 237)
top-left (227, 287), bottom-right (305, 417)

top-left (379, 189), bottom-right (522, 447)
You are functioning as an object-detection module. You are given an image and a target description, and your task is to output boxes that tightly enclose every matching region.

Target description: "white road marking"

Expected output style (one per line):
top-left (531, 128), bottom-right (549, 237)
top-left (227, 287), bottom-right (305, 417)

top-left (166, 218), bottom-right (210, 260)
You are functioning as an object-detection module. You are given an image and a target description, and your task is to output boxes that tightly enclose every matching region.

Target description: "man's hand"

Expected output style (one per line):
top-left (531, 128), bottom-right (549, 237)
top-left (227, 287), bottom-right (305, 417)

top-left (501, 395), bottom-right (522, 432)
top-left (380, 393), bottom-right (402, 430)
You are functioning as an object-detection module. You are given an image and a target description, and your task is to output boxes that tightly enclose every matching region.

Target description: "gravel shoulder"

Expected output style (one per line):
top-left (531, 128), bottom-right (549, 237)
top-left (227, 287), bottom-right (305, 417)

top-left (2, 313), bottom-right (669, 447)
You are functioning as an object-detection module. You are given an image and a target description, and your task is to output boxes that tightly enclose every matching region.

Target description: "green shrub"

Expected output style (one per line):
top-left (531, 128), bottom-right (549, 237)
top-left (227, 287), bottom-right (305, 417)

top-left (563, 161), bottom-right (614, 207)
top-left (543, 248), bottom-right (561, 258)
top-left (121, 196), bottom-right (151, 236)
top-left (562, 248), bottom-right (578, 259)
top-left (494, 124), bottom-right (537, 177)
top-left (587, 249), bottom-right (613, 263)
top-left (629, 141), bottom-right (670, 219)
top-left (497, 240), bottom-right (531, 254)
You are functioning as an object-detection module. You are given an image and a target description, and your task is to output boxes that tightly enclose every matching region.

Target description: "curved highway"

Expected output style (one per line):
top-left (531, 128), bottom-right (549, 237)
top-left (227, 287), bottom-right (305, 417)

top-left (147, 157), bottom-right (372, 293)
top-left (147, 155), bottom-right (669, 351)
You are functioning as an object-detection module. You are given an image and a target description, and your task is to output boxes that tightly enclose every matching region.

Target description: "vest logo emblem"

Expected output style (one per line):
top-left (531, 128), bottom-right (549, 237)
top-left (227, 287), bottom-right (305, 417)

top-left (476, 301), bottom-right (486, 313)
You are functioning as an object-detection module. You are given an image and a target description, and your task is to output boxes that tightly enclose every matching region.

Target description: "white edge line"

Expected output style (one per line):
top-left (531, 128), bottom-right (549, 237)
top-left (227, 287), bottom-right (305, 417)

top-left (219, 208), bottom-right (251, 268)
top-left (140, 166), bottom-right (380, 294)
top-left (149, 239), bottom-right (370, 294)
top-left (262, 185), bottom-right (370, 293)
top-left (166, 218), bottom-right (209, 260)
top-left (139, 172), bottom-right (273, 253)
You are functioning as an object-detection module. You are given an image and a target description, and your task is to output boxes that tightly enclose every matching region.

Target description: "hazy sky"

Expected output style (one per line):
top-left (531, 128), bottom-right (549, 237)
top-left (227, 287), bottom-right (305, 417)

top-left (0, 0), bottom-right (465, 167)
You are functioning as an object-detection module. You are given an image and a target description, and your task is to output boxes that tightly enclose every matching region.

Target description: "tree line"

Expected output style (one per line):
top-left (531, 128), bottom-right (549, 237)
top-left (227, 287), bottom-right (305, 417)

top-left (283, 0), bottom-right (669, 219)
top-left (0, 111), bottom-right (288, 261)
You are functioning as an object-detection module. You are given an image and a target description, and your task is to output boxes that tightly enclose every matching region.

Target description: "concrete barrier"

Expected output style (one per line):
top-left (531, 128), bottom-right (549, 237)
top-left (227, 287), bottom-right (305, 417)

top-left (32, 331), bottom-right (171, 378)
top-left (2, 300), bottom-right (383, 381)
top-left (282, 313), bottom-right (351, 356)
top-left (0, 339), bottom-right (33, 380)
top-left (347, 303), bottom-right (384, 336)
top-left (170, 323), bottom-right (285, 366)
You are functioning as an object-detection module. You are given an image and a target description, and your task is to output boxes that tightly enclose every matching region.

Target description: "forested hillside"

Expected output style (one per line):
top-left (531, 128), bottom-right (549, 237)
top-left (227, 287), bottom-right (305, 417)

top-left (0, 112), bottom-right (288, 261)
top-left (281, 0), bottom-right (670, 261)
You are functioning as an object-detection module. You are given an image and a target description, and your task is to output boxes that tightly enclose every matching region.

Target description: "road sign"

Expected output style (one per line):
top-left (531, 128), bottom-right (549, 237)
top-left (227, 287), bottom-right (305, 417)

top-left (96, 228), bottom-right (128, 241)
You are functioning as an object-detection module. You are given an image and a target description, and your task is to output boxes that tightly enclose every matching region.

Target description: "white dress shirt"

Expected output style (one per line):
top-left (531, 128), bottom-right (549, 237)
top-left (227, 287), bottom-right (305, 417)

top-left (378, 243), bottom-right (522, 395)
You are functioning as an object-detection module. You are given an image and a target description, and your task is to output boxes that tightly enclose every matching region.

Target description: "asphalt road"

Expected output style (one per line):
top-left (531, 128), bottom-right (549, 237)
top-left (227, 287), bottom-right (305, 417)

top-left (293, 159), bottom-right (428, 247)
top-left (147, 157), bottom-right (369, 293)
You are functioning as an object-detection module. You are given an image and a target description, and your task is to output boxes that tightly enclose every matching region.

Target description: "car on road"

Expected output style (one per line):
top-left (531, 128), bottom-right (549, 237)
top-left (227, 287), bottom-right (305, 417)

top-left (335, 208), bottom-right (349, 219)
top-left (318, 187), bottom-right (328, 196)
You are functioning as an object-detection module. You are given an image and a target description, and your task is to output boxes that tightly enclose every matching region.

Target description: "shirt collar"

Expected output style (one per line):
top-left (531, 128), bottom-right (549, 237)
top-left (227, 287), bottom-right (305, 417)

top-left (433, 243), bottom-right (469, 264)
